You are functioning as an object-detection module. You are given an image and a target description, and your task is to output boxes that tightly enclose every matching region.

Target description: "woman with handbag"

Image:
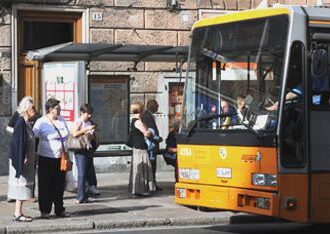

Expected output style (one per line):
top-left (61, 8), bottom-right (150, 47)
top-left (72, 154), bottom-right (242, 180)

top-left (70, 104), bottom-right (96, 204)
top-left (33, 98), bottom-right (70, 219)
top-left (128, 103), bottom-right (155, 196)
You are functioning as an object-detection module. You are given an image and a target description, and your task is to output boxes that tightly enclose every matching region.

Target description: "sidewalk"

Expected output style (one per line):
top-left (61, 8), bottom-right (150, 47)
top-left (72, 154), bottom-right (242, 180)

top-left (0, 170), bottom-right (260, 233)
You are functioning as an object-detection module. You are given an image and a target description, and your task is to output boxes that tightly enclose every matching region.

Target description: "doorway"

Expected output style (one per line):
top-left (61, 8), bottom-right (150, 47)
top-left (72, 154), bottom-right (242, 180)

top-left (17, 10), bottom-right (82, 109)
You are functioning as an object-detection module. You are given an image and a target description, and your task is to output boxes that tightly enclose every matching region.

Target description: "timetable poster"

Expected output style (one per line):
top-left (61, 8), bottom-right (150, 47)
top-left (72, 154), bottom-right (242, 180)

top-left (89, 75), bottom-right (129, 144)
top-left (44, 63), bottom-right (76, 123)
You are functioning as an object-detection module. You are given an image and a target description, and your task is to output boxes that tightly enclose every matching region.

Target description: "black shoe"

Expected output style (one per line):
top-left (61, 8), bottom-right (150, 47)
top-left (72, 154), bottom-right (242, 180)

top-left (56, 211), bottom-right (70, 218)
top-left (40, 213), bottom-right (50, 219)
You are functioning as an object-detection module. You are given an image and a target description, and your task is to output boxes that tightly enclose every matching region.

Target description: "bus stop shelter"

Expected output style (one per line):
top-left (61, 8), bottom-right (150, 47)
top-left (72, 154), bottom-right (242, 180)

top-left (27, 42), bottom-right (189, 156)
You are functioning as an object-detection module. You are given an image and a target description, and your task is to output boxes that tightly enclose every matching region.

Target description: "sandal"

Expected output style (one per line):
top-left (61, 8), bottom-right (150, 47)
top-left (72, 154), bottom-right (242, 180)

top-left (13, 215), bottom-right (33, 222)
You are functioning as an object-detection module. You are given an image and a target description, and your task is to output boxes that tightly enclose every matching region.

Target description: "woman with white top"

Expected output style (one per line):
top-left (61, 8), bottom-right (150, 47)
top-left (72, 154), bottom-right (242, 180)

top-left (33, 98), bottom-right (70, 219)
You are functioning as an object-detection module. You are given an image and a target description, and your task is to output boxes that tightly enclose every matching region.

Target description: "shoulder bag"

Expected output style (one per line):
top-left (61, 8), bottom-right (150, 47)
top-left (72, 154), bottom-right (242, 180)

top-left (67, 134), bottom-right (89, 151)
top-left (49, 118), bottom-right (73, 172)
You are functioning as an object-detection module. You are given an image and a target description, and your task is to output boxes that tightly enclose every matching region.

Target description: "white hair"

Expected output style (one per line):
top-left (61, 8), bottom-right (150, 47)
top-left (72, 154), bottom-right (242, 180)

top-left (17, 96), bottom-right (34, 115)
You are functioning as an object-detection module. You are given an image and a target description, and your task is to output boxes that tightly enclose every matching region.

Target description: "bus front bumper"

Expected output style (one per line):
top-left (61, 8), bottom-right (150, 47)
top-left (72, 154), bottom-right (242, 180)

top-left (175, 182), bottom-right (279, 217)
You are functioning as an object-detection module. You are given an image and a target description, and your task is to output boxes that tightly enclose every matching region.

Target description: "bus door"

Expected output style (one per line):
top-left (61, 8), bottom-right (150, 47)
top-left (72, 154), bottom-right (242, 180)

top-left (308, 30), bottom-right (330, 223)
top-left (278, 41), bottom-right (309, 223)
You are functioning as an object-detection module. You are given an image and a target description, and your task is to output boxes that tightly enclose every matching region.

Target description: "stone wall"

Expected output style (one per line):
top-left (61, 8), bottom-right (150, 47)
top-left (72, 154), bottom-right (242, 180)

top-left (0, 117), bottom-right (10, 175)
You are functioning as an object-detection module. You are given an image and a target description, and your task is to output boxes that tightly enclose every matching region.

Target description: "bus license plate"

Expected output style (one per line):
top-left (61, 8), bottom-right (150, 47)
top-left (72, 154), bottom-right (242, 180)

top-left (177, 188), bottom-right (186, 198)
top-left (216, 168), bottom-right (232, 178)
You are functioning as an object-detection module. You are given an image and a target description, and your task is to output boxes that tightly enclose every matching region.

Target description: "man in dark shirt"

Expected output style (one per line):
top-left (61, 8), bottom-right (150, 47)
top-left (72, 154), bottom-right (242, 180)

top-left (142, 99), bottom-right (163, 191)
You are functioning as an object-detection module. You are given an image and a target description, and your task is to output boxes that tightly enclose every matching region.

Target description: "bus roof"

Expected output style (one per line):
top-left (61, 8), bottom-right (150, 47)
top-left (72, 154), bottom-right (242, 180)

top-left (193, 7), bottom-right (291, 29)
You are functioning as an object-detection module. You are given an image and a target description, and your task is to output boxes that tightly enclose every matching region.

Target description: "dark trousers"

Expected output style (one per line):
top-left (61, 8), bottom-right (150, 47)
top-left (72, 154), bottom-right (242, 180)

top-left (38, 156), bottom-right (65, 215)
top-left (86, 156), bottom-right (97, 187)
top-left (74, 152), bottom-right (90, 202)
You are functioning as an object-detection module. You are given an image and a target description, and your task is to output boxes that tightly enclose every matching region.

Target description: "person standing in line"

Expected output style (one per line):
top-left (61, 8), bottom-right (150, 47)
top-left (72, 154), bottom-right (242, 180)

top-left (163, 119), bottom-right (180, 182)
top-left (8, 97), bottom-right (36, 222)
top-left (33, 98), bottom-right (70, 218)
top-left (142, 99), bottom-right (163, 191)
top-left (85, 118), bottom-right (101, 196)
top-left (6, 96), bottom-right (34, 203)
top-left (71, 104), bottom-right (96, 203)
top-left (128, 103), bottom-right (155, 196)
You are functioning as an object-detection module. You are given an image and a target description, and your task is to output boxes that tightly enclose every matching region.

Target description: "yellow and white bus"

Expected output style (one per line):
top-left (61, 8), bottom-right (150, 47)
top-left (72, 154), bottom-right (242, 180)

top-left (175, 6), bottom-right (330, 223)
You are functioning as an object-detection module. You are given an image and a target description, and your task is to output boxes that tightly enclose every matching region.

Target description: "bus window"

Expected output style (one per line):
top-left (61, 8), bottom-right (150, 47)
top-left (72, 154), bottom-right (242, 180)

top-left (182, 15), bottom-right (288, 132)
top-left (310, 43), bottom-right (330, 108)
top-left (280, 41), bottom-right (306, 167)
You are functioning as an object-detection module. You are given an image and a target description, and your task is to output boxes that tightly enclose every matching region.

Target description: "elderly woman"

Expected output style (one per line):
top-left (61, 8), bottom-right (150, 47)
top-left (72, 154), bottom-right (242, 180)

top-left (8, 96), bottom-right (36, 222)
top-left (33, 98), bottom-right (70, 218)
top-left (128, 102), bottom-right (156, 196)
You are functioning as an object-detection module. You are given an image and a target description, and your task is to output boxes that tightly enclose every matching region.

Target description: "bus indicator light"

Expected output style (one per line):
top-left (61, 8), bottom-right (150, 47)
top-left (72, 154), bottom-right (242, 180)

top-left (252, 173), bottom-right (277, 186)
top-left (256, 197), bottom-right (270, 209)
top-left (284, 197), bottom-right (297, 210)
top-left (176, 188), bottom-right (186, 198)
top-left (179, 168), bottom-right (200, 180)
top-left (216, 168), bottom-right (232, 178)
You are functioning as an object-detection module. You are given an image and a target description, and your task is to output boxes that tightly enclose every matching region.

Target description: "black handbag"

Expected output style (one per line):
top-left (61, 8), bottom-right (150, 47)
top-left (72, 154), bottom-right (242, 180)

top-left (125, 132), bottom-right (133, 148)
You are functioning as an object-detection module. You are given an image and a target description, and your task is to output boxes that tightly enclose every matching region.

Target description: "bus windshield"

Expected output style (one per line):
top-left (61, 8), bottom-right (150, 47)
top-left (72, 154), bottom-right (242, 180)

top-left (182, 15), bottom-right (289, 132)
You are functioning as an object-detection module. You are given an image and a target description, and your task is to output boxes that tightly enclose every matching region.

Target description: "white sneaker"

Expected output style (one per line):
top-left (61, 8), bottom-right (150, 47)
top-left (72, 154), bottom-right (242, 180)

top-left (88, 185), bottom-right (100, 195)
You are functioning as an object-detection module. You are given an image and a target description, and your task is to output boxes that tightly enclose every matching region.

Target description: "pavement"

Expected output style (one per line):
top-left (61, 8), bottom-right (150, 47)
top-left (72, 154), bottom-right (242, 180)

top-left (0, 169), bottom-right (273, 233)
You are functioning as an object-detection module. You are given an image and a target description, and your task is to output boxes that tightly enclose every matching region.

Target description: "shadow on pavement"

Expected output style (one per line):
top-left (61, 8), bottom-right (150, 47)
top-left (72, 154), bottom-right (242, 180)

top-left (82, 181), bottom-right (175, 202)
top-left (69, 204), bottom-right (161, 217)
top-left (229, 214), bottom-right (288, 224)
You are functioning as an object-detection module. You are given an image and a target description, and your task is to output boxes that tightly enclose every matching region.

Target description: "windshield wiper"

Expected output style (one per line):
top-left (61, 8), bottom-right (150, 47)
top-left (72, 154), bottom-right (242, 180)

top-left (186, 112), bottom-right (237, 138)
top-left (240, 121), bottom-right (264, 138)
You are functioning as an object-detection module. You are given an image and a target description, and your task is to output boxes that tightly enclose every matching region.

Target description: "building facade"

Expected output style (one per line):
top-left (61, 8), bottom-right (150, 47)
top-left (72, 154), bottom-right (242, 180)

top-left (0, 0), bottom-right (321, 175)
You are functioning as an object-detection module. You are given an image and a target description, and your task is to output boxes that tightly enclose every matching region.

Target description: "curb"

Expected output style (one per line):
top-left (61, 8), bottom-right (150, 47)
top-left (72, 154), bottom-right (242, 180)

top-left (3, 216), bottom-right (232, 233)
top-left (5, 221), bottom-right (94, 234)
top-left (170, 216), bottom-right (231, 226)
top-left (87, 217), bottom-right (231, 230)
top-left (2, 214), bottom-right (282, 233)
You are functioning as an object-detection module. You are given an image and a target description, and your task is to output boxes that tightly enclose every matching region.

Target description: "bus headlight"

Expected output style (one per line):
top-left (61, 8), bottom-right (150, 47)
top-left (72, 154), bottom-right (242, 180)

top-left (179, 168), bottom-right (200, 180)
top-left (252, 173), bottom-right (277, 186)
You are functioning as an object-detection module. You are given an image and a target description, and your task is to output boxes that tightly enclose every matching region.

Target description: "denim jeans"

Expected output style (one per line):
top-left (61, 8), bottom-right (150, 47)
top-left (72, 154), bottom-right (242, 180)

top-left (74, 152), bottom-right (91, 202)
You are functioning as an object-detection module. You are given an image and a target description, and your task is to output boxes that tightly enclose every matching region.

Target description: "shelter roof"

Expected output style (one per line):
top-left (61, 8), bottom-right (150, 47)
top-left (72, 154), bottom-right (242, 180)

top-left (27, 42), bottom-right (189, 63)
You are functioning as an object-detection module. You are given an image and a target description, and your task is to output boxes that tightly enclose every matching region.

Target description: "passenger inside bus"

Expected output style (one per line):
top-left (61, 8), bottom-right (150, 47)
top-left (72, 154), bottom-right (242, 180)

top-left (265, 85), bottom-right (303, 111)
top-left (220, 100), bottom-right (238, 129)
top-left (236, 95), bottom-right (247, 123)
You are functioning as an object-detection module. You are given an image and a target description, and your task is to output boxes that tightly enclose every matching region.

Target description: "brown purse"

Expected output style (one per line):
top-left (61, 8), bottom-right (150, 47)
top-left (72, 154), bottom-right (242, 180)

top-left (49, 118), bottom-right (73, 172)
top-left (60, 150), bottom-right (73, 172)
